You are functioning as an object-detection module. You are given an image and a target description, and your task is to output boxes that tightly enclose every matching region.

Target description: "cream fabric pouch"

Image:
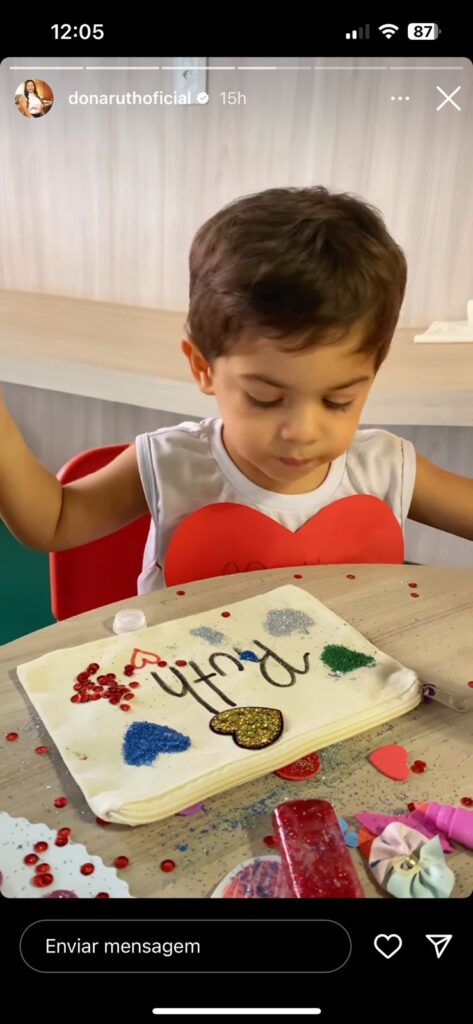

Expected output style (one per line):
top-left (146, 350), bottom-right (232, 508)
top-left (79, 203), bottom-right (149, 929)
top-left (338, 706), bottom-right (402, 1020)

top-left (17, 585), bottom-right (421, 824)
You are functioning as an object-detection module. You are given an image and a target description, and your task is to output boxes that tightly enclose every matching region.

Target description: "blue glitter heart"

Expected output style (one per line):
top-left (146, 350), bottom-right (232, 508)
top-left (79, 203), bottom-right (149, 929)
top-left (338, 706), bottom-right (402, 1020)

top-left (123, 721), bottom-right (191, 766)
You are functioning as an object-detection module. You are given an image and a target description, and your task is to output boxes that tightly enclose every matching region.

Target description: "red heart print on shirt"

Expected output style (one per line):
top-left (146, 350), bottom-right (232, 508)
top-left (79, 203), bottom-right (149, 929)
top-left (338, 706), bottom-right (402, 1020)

top-left (164, 496), bottom-right (404, 586)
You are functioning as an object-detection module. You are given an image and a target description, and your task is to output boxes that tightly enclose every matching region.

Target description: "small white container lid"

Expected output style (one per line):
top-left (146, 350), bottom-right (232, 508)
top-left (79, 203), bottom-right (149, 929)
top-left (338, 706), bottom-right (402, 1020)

top-left (112, 608), bottom-right (147, 635)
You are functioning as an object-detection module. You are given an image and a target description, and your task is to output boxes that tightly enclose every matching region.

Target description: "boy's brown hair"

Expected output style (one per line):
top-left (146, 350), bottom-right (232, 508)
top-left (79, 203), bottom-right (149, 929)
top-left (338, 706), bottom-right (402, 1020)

top-left (187, 186), bottom-right (407, 369)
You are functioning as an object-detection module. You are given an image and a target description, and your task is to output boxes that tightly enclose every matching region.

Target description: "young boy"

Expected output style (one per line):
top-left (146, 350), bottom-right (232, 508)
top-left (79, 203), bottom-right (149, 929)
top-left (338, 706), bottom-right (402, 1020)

top-left (1, 186), bottom-right (472, 592)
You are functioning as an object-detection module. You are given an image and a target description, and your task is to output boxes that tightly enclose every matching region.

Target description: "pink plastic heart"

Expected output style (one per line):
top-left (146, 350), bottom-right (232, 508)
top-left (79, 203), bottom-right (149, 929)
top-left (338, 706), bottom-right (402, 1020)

top-left (368, 744), bottom-right (410, 782)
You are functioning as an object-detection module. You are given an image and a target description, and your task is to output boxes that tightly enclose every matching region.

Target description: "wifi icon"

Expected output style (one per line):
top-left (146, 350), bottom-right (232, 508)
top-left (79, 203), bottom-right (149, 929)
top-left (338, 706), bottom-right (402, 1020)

top-left (379, 23), bottom-right (399, 38)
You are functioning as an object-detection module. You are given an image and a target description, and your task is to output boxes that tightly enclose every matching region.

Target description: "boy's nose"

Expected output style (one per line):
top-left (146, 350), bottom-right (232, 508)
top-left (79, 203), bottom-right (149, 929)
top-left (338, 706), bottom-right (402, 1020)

top-left (280, 408), bottom-right (322, 447)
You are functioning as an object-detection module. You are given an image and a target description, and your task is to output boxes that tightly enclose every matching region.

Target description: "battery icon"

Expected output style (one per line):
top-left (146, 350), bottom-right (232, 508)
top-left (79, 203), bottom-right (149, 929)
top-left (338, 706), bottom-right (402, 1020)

top-left (408, 23), bottom-right (440, 39)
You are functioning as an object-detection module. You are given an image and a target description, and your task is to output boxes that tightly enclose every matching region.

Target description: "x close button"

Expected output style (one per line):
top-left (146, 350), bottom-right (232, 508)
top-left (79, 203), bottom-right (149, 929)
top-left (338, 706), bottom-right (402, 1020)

top-left (435, 85), bottom-right (461, 111)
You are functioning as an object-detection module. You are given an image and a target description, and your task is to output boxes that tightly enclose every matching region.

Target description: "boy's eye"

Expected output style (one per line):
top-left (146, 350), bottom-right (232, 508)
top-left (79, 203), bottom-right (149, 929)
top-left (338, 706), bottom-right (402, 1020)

top-left (246, 395), bottom-right (354, 411)
top-left (323, 399), bottom-right (353, 411)
top-left (246, 394), bottom-right (282, 408)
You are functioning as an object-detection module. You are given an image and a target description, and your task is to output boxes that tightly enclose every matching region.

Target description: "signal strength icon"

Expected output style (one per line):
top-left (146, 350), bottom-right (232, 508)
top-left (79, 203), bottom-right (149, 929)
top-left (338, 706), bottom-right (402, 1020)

top-left (346, 24), bottom-right (370, 40)
top-left (379, 23), bottom-right (399, 38)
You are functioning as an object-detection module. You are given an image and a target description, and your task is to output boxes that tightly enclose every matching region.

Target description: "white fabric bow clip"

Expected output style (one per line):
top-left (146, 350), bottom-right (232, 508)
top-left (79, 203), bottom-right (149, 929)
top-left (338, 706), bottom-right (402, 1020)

top-left (369, 822), bottom-right (455, 898)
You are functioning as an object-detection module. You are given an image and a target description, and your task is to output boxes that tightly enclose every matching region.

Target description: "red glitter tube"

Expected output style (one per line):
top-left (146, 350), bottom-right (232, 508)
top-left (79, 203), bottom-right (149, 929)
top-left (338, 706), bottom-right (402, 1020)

top-left (272, 799), bottom-right (364, 898)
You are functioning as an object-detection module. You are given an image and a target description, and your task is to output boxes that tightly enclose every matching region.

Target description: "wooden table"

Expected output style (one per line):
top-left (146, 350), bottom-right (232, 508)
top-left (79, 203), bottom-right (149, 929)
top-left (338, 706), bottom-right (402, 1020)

top-left (1, 564), bottom-right (472, 898)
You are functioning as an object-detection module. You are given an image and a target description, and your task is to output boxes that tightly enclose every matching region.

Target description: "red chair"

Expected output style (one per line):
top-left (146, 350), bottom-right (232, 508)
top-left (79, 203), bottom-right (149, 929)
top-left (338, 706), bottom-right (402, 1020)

top-left (49, 444), bottom-right (151, 620)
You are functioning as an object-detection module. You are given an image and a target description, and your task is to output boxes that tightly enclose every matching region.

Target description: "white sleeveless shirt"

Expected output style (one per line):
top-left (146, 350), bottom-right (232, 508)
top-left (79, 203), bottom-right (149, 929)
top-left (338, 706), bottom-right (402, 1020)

top-left (135, 417), bottom-right (416, 593)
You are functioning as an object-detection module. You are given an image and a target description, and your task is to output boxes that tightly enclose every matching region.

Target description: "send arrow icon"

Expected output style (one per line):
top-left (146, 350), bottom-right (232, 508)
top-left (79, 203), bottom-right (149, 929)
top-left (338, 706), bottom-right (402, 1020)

top-left (426, 935), bottom-right (452, 959)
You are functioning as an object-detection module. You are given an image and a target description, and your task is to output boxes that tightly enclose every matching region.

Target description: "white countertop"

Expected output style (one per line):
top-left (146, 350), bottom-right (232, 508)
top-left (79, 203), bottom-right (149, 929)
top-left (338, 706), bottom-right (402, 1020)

top-left (1, 290), bottom-right (472, 426)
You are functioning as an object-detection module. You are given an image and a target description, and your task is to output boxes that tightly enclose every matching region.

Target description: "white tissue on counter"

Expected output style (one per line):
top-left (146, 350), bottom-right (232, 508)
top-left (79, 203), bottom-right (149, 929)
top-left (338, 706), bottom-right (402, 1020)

top-left (414, 300), bottom-right (473, 342)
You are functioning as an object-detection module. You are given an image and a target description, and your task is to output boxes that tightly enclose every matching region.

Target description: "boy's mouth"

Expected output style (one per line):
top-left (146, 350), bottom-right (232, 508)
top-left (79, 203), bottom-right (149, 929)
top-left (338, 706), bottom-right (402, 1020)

top-left (279, 457), bottom-right (316, 468)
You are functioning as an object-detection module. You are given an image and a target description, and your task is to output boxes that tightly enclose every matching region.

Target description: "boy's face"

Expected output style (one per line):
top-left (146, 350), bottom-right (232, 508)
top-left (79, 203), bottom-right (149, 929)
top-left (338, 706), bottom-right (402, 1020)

top-left (183, 325), bottom-right (378, 494)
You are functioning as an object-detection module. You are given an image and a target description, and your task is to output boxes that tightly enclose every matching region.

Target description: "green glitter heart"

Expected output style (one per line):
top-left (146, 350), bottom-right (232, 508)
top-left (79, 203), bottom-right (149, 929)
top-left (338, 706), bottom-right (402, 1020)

top-left (321, 644), bottom-right (375, 674)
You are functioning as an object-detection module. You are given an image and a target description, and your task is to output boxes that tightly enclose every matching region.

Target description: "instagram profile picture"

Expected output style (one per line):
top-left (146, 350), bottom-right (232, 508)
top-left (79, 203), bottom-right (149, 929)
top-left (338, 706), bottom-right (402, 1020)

top-left (15, 79), bottom-right (54, 119)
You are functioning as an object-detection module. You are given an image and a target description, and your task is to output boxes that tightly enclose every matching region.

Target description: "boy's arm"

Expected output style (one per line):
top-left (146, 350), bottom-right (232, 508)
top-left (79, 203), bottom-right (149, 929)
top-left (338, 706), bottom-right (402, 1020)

top-left (0, 398), bottom-right (149, 552)
top-left (408, 451), bottom-right (473, 541)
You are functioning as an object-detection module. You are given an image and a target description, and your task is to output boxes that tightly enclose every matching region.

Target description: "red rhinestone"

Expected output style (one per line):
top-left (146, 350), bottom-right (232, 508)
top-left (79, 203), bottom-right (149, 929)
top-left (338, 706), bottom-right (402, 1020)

top-left (109, 697), bottom-right (120, 705)
top-left (346, 574), bottom-right (356, 580)
top-left (468, 681), bottom-right (473, 689)
top-left (124, 665), bottom-right (134, 676)
top-left (411, 761), bottom-right (427, 773)
top-left (120, 704), bottom-right (131, 712)
top-left (34, 841), bottom-right (48, 853)
top-left (221, 611), bottom-right (231, 618)
top-left (408, 583), bottom-right (418, 588)
top-left (410, 592), bottom-right (420, 599)
top-left (460, 796), bottom-right (473, 807)
top-left (413, 760), bottom-right (426, 768)
top-left (157, 661), bottom-right (168, 668)
top-left (114, 856), bottom-right (129, 869)
top-left (73, 682), bottom-right (84, 691)
top-left (55, 835), bottom-right (69, 847)
top-left (96, 817), bottom-right (110, 826)
top-left (57, 827), bottom-right (71, 838)
top-left (407, 802), bottom-right (416, 812)
top-left (129, 682), bottom-right (140, 688)
top-left (35, 863), bottom-right (52, 874)
top-left (6, 731), bottom-right (19, 742)
top-left (77, 672), bottom-right (89, 684)
top-left (176, 590), bottom-right (186, 596)
top-left (87, 663), bottom-right (100, 674)
top-left (35, 745), bottom-right (49, 755)
top-left (24, 853), bottom-right (39, 866)
top-left (33, 873), bottom-right (54, 888)
top-left (160, 859), bottom-right (176, 873)
top-left (71, 695), bottom-right (81, 703)
top-left (54, 797), bottom-right (68, 808)
top-left (95, 892), bottom-right (110, 898)
top-left (263, 835), bottom-right (278, 848)
top-left (293, 573), bottom-right (303, 579)
top-left (80, 863), bottom-right (95, 876)
top-left (96, 675), bottom-right (107, 683)
top-left (175, 660), bottom-right (187, 667)
top-left (123, 692), bottom-right (135, 700)
top-left (106, 674), bottom-right (117, 680)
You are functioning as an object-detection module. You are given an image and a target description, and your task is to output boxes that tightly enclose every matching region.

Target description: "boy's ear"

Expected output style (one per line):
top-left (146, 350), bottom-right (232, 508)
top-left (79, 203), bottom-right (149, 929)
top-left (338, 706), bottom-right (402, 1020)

top-left (181, 339), bottom-right (214, 395)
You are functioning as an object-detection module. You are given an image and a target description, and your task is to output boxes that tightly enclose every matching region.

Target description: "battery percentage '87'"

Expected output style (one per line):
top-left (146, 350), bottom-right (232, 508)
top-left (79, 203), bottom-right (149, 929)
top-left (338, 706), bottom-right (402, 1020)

top-left (219, 91), bottom-right (247, 105)
top-left (408, 23), bottom-right (440, 39)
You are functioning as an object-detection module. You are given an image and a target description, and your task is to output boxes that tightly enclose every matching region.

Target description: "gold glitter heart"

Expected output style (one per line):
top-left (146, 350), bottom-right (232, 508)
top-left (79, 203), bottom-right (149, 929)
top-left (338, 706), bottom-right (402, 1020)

top-left (209, 706), bottom-right (283, 750)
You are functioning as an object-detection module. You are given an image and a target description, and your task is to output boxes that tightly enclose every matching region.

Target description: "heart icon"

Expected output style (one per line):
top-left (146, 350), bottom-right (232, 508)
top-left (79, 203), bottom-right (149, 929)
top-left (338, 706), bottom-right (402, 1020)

top-left (130, 648), bottom-right (163, 670)
top-left (368, 744), bottom-right (410, 781)
top-left (209, 707), bottom-right (283, 749)
top-left (374, 934), bottom-right (403, 959)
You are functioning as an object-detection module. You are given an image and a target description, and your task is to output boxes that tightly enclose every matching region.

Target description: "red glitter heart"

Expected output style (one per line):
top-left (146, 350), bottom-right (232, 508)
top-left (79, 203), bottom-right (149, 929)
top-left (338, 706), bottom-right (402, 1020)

top-left (275, 751), bottom-right (321, 781)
